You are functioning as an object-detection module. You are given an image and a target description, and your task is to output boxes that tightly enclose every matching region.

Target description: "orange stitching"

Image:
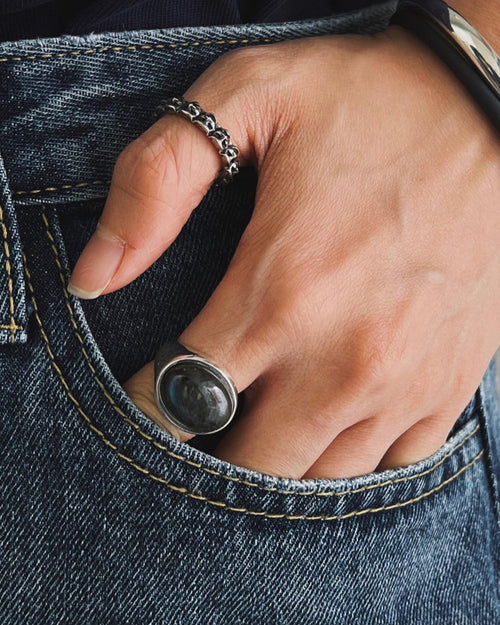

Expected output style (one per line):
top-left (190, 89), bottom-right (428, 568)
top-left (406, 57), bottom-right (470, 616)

top-left (23, 248), bottom-right (484, 520)
top-left (145, 452), bottom-right (484, 520)
top-left (41, 207), bottom-right (482, 497)
top-left (0, 39), bottom-right (273, 64)
top-left (0, 204), bottom-right (22, 342)
top-left (14, 180), bottom-right (111, 196)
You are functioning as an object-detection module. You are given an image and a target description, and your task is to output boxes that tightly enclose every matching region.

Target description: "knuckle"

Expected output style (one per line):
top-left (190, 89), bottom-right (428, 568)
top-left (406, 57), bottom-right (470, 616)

top-left (115, 134), bottom-right (177, 186)
top-left (215, 45), bottom-right (279, 83)
top-left (185, 42), bottom-right (296, 159)
top-left (188, 45), bottom-right (276, 113)
top-left (208, 44), bottom-right (291, 119)
top-left (113, 132), bottom-right (180, 202)
top-left (257, 275), bottom-right (309, 339)
top-left (351, 319), bottom-right (406, 390)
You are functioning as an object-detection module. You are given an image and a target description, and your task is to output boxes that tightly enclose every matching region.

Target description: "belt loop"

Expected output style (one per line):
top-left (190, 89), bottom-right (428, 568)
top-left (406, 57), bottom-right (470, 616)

top-left (0, 151), bottom-right (27, 344)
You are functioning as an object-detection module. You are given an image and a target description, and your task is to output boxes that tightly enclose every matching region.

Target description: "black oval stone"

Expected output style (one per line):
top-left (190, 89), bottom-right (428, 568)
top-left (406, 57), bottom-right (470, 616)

top-left (159, 361), bottom-right (233, 433)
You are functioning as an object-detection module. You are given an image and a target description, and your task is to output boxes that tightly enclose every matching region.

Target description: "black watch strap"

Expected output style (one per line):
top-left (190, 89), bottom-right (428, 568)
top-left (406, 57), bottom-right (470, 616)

top-left (390, 0), bottom-right (500, 134)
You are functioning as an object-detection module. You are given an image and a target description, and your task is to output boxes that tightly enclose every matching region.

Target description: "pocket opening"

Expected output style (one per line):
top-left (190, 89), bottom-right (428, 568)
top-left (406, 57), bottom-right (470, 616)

top-left (18, 202), bottom-right (487, 522)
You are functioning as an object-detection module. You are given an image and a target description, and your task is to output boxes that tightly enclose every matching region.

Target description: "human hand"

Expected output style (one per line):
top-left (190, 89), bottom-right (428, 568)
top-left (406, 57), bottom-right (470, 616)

top-left (68, 27), bottom-right (500, 479)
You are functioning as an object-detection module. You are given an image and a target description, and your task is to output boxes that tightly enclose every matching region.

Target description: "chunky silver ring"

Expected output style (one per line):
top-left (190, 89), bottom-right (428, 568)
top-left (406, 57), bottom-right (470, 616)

top-left (154, 96), bottom-right (240, 185)
top-left (154, 341), bottom-right (239, 435)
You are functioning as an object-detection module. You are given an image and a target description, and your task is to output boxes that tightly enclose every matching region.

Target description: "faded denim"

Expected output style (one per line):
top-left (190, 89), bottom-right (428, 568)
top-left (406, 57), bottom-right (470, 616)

top-left (0, 1), bottom-right (499, 623)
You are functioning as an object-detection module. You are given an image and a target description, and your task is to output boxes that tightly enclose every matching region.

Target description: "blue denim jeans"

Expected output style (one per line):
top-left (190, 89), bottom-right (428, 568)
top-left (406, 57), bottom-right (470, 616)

top-left (1, 1), bottom-right (499, 623)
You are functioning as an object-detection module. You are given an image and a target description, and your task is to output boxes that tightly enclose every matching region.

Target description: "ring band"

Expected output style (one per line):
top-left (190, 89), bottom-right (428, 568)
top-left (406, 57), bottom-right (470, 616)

top-left (154, 341), bottom-right (239, 435)
top-left (154, 96), bottom-right (240, 185)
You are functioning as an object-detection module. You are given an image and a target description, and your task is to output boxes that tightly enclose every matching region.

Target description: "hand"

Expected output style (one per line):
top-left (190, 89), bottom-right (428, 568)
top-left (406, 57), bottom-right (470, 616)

top-left (68, 27), bottom-right (500, 479)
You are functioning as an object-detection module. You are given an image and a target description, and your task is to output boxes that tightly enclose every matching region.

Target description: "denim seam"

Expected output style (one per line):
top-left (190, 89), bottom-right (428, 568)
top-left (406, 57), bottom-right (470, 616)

top-left (22, 253), bottom-right (486, 520)
top-left (477, 384), bottom-right (500, 530)
top-left (0, 204), bottom-right (23, 341)
top-left (476, 387), bottom-right (500, 605)
top-left (40, 206), bottom-right (482, 500)
top-left (14, 180), bottom-right (111, 197)
top-left (0, 38), bottom-right (275, 64)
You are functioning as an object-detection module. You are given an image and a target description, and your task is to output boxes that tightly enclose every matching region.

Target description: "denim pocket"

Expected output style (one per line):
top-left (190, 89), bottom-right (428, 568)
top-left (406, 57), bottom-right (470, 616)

top-left (4, 7), bottom-right (500, 620)
top-left (24, 202), bottom-right (488, 516)
top-left (10, 191), bottom-right (499, 625)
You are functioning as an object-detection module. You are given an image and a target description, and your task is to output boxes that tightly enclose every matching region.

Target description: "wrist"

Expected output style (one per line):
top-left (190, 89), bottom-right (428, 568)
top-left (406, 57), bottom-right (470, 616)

top-left (386, 0), bottom-right (500, 135)
top-left (377, 22), bottom-right (500, 149)
top-left (449, 1), bottom-right (500, 52)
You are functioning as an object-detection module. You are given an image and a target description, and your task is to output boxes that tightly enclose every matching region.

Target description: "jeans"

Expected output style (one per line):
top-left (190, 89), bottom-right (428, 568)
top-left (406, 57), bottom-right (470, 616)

top-left (0, 1), bottom-right (499, 623)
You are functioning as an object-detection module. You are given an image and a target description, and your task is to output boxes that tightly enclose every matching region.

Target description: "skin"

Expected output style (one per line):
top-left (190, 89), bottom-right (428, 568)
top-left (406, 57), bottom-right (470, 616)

top-left (68, 17), bottom-right (500, 479)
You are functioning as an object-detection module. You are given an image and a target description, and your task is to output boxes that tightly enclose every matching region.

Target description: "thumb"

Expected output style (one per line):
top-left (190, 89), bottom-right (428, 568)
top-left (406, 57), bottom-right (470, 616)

top-left (67, 56), bottom-right (258, 298)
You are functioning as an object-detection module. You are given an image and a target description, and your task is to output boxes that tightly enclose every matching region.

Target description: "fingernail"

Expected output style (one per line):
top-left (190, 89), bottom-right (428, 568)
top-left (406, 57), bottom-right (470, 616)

top-left (67, 223), bottom-right (126, 299)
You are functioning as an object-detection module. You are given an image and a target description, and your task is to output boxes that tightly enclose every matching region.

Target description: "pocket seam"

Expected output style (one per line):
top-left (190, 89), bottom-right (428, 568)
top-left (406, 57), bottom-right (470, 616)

top-left (33, 207), bottom-right (483, 506)
top-left (0, 37), bottom-right (278, 65)
top-left (20, 256), bottom-right (488, 520)
top-left (14, 179), bottom-right (111, 197)
top-left (0, 203), bottom-right (23, 341)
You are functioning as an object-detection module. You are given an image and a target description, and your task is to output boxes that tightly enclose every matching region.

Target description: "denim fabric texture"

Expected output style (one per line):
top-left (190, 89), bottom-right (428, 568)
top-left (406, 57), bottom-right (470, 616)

top-left (0, 1), bottom-right (499, 623)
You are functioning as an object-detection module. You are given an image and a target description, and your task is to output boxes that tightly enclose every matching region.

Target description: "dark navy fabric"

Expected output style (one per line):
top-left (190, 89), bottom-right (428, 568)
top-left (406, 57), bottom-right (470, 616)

top-left (0, 1), bottom-right (499, 623)
top-left (0, 0), bottom-right (377, 43)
